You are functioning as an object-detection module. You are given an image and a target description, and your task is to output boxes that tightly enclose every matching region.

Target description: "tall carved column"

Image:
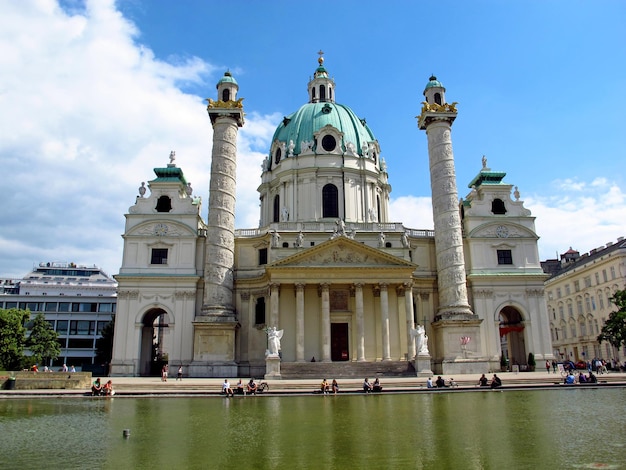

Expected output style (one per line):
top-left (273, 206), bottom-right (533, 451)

top-left (418, 81), bottom-right (473, 320)
top-left (379, 283), bottom-right (391, 361)
top-left (190, 72), bottom-right (244, 377)
top-left (320, 283), bottom-right (331, 362)
top-left (355, 283), bottom-right (365, 361)
top-left (295, 283), bottom-right (305, 362)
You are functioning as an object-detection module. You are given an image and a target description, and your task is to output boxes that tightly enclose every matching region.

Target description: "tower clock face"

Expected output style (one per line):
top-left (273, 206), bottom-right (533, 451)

top-left (496, 225), bottom-right (509, 238)
top-left (154, 223), bottom-right (168, 236)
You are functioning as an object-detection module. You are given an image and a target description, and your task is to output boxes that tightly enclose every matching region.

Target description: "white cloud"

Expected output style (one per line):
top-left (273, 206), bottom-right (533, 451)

top-left (388, 196), bottom-right (434, 230)
top-left (0, 1), bottom-right (275, 278)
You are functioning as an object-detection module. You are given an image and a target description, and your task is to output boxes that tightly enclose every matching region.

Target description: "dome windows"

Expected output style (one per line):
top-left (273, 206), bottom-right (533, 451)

top-left (322, 184), bottom-right (339, 218)
top-left (321, 135), bottom-right (336, 152)
top-left (274, 147), bottom-right (282, 164)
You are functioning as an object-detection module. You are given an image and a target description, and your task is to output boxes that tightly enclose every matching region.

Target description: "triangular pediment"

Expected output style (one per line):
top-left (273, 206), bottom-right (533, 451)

top-left (268, 236), bottom-right (416, 269)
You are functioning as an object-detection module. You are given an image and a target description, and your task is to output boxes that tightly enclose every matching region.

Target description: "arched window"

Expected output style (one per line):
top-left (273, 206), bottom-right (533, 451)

top-left (155, 196), bottom-right (172, 213)
top-left (322, 184), bottom-right (339, 218)
top-left (255, 297), bottom-right (266, 325)
top-left (320, 85), bottom-right (326, 101)
top-left (376, 195), bottom-right (381, 222)
top-left (311, 87), bottom-right (316, 101)
top-left (273, 195), bottom-right (280, 223)
top-left (222, 89), bottom-right (230, 101)
top-left (434, 93), bottom-right (442, 105)
top-left (491, 198), bottom-right (507, 214)
top-left (329, 87), bottom-right (333, 101)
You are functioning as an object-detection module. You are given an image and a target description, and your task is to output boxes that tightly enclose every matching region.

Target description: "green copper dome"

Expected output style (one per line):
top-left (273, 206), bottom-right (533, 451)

top-left (424, 75), bottom-right (444, 90)
top-left (217, 71), bottom-right (238, 87)
top-left (270, 101), bottom-right (376, 157)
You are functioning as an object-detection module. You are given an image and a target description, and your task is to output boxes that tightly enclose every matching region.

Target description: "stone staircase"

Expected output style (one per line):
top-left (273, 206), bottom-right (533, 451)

top-left (279, 360), bottom-right (415, 379)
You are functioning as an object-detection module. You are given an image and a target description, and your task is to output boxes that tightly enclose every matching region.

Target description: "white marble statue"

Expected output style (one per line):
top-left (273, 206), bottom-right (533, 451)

top-left (169, 150), bottom-right (176, 164)
top-left (368, 207), bottom-right (377, 222)
top-left (185, 183), bottom-right (193, 196)
top-left (378, 231), bottom-right (386, 248)
top-left (288, 140), bottom-right (295, 157)
top-left (281, 206), bottom-right (289, 222)
top-left (411, 325), bottom-right (429, 355)
top-left (266, 326), bottom-right (284, 357)
top-left (401, 231), bottom-right (410, 248)
top-left (271, 230), bottom-right (281, 248)
top-left (336, 218), bottom-right (346, 236)
top-left (295, 231), bottom-right (304, 248)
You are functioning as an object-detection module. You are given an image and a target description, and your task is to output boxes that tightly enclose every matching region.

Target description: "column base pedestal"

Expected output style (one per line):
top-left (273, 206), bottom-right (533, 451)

top-left (414, 354), bottom-right (433, 377)
top-left (264, 355), bottom-right (281, 379)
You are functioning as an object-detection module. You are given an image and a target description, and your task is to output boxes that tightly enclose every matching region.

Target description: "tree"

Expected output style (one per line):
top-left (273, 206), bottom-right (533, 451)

top-left (95, 315), bottom-right (115, 365)
top-left (27, 313), bottom-right (61, 366)
top-left (598, 289), bottom-right (626, 352)
top-left (0, 308), bottom-right (29, 370)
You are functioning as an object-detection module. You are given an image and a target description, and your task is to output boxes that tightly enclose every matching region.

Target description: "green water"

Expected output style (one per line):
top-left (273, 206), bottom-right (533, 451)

top-left (1, 389), bottom-right (624, 469)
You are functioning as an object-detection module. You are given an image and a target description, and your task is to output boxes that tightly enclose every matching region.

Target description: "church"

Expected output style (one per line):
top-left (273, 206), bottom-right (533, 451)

top-left (110, 55), bottom-right (554, 378)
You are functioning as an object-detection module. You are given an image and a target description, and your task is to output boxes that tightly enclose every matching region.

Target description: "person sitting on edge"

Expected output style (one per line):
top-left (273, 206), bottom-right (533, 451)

top-left (490, 374), bottom-right (502, 389)
top-left (426, 377), bottom-right (434, 388)
top-left (564, 372), bottom-right (575, 385)
top-left (321, 378), bottom-right (329, 394)
top-left (578, 372), bottom-right (587, 383)
top-left (247, 378), bottom-right (258, 395)
top-left (222, 379), bottom-right (234, 397)
top-left (435, 376), bottom-right (446, 388)
top-left (236, 379), bottom-right (245, 394)
top-left (448, 378), bottom-right (458, 388)
top-left (331, 379), bottom-right (339, 394)
top-left (363, 378), bottom-right (373, 393)
top-left (103, 380), bottom-right (114, 396)
top-left (478, 374), bottom-right (489, 387)
top-left (92, 378), bottom-right (102, 396)
top-left (588, 371), bottom-right (598, 383)
top-left (373, 378), bottom-right (383, 392)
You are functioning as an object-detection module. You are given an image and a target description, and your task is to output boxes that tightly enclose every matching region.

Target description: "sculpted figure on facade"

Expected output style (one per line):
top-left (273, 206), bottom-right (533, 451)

top-left (411, 325), bottom-right (429, 355)
top-left (138, 182), bottom-right (146, 198)
top-left (185, 183), bottom-right (193, 196)
top-left (288, 140), bottom-right (295, 157)
top-left (368, 207), bottom-right (377, 222)
top-left (266, 326), bottom-right (283, 357)
top-left (281, 206), bottom-right (289, 222)
top-left (295, 231), bottom-right (304, 248)
top-left (346, 141), bottom-right (358, 156)
top-left (401, 231), bottom-right (410, 248)
top-left (271, 230), bottom-right (281, 247)
top-left (378, 232), bottom-right (386, 248)
top-left (169, 150), bottom-right (176, 165)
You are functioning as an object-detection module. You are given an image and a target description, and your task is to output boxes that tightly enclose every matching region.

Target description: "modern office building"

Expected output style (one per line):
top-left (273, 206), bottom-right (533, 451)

top-left (543, 237), bottom-right (626, 366)
top-left (112, 55), bottom-right (554, 377)
top-left (0, 262), bottom-right (116, 369)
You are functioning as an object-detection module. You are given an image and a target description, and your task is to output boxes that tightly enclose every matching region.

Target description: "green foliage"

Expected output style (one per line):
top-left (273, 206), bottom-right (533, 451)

top-left (527, 352), bottom-right (536, 367)
top-left (0, 308), bottom-right (29, 370)
top-left (598, 290), bottom-right (626, 350)
top-left (95, 315), bottom-right (115, 364)
top-left (27, 313), bottom-right (61, 365)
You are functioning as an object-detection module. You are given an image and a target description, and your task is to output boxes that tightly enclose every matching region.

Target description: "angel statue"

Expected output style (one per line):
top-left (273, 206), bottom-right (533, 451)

top-left (266, 326), bottom-right (284, 357)
top-left (410, 325), bottom-right (429, 356)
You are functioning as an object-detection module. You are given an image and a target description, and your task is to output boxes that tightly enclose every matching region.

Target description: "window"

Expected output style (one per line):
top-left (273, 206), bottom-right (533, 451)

top-left (595, 273), bottom-right (600, 285)
top-left (558, 305), bottom-right (564, 319)
top-left (258, 248), bottom-right (268, 266)
top-left (610, 266), bottom-right (616, 279)
top-left (151, 248), bottom-right (168, 265)
top-left (580, 321), bottom-right (587, 336)
top-left (322, 184), bottom-right (339, 218)
top-left (58, 302), bottom-right (71, 312)
top-left (56, 320), bottom-right (68, 334)
top-left (574, 280), bottom-right (580, 292)
top-left (570, 324), bottom-right (577, 338)
top-left (567, 303), bottom-right (573, 317)
top-left (565, 285), bottom-right (571, 295)
top-left (584, 276), bottom-right (591, 288)
top-left (96, 321), bottom-right (109, 335)
top-left (602, 269), bottom-right (608, 282)
top-left (585, 297), bottom-right (591, 313)
top-left (222, 89), bottom-right (230, 101)
top-left (591, 296), bottom-right (596, 311)
top-left (434, 92), bottom-right (442, 105)
top-left (68, 338), bottom-right (95, 349)
top-left (497, 249), bottom-right (513, 265)
top-left (599, 295), bottom-right (604, 309)
top-left (491, 198), bottom-right (507, 214)
top-left (70, 320), bottom-right (95, 335)
top-left (254, 297), bottom-right (266, 325)
top-left (556, 288), bottom-right (562, 299)
top-left (98, 303), bottom-right (114, 312)
top-left (73, 303), bottom-right (97, 312)
top-left (273, 195), bottom-right (280, 223)
top-left (320, 84), bottom-right (326, 101)
top-left (321, 135), bottom-right (336, 152)
top-left (576, 298), bottom-right (582, 315)
top-left (45, 302), bottom-right (58, 312)
top-left (155, 195), bottom-right (172, 213)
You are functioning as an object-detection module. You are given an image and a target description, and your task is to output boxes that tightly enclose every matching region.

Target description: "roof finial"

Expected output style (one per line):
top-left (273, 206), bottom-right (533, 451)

top-left (317, 49), bottom-right (324, 65)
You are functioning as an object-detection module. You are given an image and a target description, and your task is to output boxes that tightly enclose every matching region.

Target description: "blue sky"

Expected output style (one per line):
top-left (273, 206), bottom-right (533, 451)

top-left (1, 0), bottom-right (625, 278)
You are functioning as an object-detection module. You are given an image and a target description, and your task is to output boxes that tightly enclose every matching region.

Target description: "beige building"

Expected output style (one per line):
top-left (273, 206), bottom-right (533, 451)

top-left (543, 238), bottom-right (626, 366)
top-left (111, 57), bottom-right (554, 377)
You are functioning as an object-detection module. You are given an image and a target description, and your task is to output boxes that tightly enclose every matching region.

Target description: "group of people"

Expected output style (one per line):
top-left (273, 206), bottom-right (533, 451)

top-left (362, 377), bottom-right (382, 393)
top-left (477, 374), bottom-right (502, 389)
top-left (564, 371), bottom-right (598, 384)
top-left (426, 376), bottom-right (459, 388)
top-left (91, 378), bottom-right (114, 396)
top-left (320, 378), bottom-right (340, 394)
top-left (30, 363), bottom-right (77, 373)
top-left (222, 378), bottom-right (261, 396)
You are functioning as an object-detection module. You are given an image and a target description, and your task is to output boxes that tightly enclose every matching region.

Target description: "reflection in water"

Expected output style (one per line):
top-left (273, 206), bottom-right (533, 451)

top-left (1, 389), bottom-right (625, 469)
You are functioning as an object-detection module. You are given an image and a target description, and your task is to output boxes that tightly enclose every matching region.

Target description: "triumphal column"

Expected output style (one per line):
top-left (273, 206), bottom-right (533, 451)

top-left (190, 71), bottom-right (244, 377)
top-left (418, 76), bottom-right (484, 374)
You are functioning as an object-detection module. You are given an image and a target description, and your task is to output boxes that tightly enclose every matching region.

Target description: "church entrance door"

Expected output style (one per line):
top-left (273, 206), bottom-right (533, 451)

top-left (331, 323), bottom-right (349, 361)
top-left (139, 309), bottom-right (170, 376)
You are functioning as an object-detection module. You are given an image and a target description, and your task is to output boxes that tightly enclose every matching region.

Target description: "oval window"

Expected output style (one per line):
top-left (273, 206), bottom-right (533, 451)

top-left (321, 135), bottom-right (336, 152)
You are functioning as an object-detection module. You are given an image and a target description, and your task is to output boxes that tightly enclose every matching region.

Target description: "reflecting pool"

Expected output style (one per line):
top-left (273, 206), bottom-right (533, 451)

top-left (1, 389), bottom-right (625, 469)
